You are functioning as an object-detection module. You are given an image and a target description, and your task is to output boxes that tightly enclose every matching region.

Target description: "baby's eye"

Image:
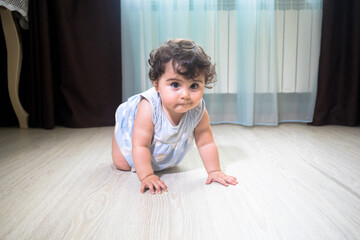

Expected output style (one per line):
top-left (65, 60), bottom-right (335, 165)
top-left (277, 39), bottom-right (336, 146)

top-left (190, 83), bottom-right (199, 89)
top-left (171, 82), bottom-right (180, 88)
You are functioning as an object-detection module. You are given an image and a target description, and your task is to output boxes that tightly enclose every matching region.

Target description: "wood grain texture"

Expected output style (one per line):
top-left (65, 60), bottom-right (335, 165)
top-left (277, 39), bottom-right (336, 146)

top-left (0, 124), bottom-right (359, 239)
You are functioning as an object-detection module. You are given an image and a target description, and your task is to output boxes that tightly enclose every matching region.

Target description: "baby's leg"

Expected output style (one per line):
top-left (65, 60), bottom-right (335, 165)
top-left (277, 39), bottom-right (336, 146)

top-left (112, 131), bottom-right (131, 171)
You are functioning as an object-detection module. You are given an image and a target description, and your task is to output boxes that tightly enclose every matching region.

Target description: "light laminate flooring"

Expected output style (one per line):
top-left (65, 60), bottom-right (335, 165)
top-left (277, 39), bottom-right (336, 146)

top-left (0, 124), bottom-right (359, 239)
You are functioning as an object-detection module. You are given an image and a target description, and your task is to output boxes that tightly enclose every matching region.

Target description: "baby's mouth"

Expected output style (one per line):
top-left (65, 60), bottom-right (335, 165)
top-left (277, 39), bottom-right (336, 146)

top-left (179, 102), bottom-right (191, 105)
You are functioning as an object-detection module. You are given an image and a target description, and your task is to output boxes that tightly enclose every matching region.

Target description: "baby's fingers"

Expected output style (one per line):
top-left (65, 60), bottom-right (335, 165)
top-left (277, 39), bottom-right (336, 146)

top-left (208, 176), bottom-right (228, 187)
top-left (225, 176), bottom-right (238, 185)
top-left (141, 180), bottom-right (167, 194)
top-left (141, 182), bottom-right (155, 194)
top-left (153, 180), bottom-right (168, 194)
top-left (217, 177), bottom-right (229, 187)
top-left (158, 181), bottom-right (168, 193)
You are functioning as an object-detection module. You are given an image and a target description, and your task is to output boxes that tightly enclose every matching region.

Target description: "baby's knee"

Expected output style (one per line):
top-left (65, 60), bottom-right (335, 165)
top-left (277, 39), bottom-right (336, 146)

top-left (112, 155), bottom-right (131, 171)
top-left (113, 158), bottom-right (131, 171)
top-left (112, 133), bottom-right (131, 171)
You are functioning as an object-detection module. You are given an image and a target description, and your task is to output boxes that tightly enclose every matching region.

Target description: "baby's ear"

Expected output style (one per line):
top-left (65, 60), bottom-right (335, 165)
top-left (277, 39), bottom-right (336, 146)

top-left (153, 80), bottom-right (159, 91)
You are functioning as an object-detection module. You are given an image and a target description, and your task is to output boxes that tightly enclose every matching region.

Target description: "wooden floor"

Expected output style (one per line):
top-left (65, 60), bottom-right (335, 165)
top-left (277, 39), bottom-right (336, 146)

top-left (0, 124), bottom-right (359, 240)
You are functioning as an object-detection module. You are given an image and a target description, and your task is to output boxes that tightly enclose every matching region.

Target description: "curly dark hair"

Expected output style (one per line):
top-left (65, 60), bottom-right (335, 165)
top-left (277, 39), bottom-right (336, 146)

top-left (148, 39), bottom-right (216, 88)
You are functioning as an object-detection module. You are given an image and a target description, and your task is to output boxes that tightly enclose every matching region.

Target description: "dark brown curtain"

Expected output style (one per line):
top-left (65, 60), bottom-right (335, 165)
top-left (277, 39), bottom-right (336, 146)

top-left (1, 0), bottom-right (122, 128)
top-left (312, 1), bottom-right (360, 126)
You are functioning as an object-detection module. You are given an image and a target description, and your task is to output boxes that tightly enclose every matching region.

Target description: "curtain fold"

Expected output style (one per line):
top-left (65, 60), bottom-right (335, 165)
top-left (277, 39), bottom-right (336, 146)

top-left (121, 0), bottom-right (323, 126)
top-left (26, 0), bottom-right (122, 128)
top-left (28, 0), bottom-right (55, 128)
top-left (311, 1), bottom-right (360, 126)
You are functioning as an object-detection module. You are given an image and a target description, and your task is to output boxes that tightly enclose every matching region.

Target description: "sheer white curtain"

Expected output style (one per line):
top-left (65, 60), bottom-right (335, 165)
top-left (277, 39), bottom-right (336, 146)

top-left (121, 0), bottom-right (323, 126)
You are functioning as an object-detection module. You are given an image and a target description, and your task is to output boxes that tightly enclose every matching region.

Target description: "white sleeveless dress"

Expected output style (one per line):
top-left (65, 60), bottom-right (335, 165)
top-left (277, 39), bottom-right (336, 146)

top-left (114, 87), bottom-right (205, 171)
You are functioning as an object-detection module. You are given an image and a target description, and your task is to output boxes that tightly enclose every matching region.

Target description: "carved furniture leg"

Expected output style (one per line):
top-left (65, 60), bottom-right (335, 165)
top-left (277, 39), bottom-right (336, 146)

top-left (0, 8), bottom-right (28, 128)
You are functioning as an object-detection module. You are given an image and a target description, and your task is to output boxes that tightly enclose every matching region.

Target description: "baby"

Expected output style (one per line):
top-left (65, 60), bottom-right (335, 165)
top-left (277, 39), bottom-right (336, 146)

top-left (112, 39), bottom-right (238, 194)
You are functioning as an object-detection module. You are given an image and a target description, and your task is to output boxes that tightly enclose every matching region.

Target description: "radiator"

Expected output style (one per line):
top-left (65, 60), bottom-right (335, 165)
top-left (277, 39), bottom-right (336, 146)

top-left (207, 0), bottom-right (323, 94)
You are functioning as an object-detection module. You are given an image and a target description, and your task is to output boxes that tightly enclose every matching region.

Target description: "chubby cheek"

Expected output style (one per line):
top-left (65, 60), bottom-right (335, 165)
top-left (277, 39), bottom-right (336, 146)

top-left (187, 96), bottom-right (201, 109)
top-left (162, 92), bottom-right (178, 106)
top-left (192, 92), bottom-right (203, 103)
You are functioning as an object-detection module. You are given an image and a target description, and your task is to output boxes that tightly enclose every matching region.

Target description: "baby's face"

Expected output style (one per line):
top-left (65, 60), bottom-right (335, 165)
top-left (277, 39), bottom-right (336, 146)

top-left (154, 61), bottom-right (205, 117)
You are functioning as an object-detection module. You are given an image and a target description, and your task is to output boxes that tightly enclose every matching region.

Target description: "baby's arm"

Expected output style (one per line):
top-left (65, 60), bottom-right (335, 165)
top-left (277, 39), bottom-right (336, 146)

top-left (194, 109), bottom-right (238, 186)
top-left (132, 99), bottom-right (167, 194)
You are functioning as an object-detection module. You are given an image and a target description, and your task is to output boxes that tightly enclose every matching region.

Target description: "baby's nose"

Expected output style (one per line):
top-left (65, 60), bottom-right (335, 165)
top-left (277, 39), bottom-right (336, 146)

top-left (180, 89), bottom-right (190, 99)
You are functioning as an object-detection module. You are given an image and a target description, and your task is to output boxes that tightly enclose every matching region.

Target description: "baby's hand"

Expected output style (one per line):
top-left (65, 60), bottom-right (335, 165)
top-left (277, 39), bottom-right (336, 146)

top-left (206, 171), bottom-right (238, 187)
top-left (140, 174), bottom-right (168, 194)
